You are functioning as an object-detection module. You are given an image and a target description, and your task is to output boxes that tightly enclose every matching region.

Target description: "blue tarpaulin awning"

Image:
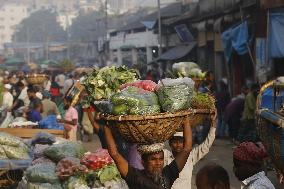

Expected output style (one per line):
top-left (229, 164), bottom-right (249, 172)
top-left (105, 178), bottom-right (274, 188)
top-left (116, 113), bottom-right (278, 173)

top-left (158, 42), bottom-right (197, 61)
top-left (221, 21), bottom-right (250, 62)
top-left (269, 9), bottom-right (284, 58)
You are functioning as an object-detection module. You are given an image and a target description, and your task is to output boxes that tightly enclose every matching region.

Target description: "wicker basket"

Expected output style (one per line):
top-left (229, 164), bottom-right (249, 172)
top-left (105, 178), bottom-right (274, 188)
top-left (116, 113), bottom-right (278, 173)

top-left (101, 109), bottom-right (213, 144)
top-left (258, 115), bottom-right (284, 174)
top-left (0, 170), bottom-right (23, 188)
top-left (25, 74), bottom-right (47, 85)
top-left (257, 80), bottom-right (284, 174)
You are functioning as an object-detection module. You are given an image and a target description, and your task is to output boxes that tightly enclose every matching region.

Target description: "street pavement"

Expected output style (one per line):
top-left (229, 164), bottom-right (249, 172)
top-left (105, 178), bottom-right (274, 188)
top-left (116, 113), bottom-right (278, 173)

top-left (83, 136), bottom-right (281, 189)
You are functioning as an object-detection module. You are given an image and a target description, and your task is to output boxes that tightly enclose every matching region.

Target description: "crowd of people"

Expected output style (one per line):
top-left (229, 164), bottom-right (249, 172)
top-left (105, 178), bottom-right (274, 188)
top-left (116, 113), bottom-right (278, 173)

top-left (0, 68), bottom-right (282, 189)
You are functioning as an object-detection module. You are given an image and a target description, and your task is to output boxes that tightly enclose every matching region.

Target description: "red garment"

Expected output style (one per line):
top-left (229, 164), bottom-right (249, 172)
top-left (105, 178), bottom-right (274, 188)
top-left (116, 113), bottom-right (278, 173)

top-left (233, 142), bottom-right (267, 163)
top-left (50, 87), bottom-right (60, 97)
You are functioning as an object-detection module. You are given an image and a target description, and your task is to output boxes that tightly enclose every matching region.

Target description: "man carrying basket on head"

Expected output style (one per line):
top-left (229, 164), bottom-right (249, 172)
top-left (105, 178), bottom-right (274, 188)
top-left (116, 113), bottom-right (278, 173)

top-left (104, 115), bottom-right (193, 189)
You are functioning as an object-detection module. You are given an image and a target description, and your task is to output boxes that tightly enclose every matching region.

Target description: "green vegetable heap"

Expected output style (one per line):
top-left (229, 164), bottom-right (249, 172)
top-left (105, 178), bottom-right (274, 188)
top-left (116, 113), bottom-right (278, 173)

top-left (83, 66), bottom-right (139, 100)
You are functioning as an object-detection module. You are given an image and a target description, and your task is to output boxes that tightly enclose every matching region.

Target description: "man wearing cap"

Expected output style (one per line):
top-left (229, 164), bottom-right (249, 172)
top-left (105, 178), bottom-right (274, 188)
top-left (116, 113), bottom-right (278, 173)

top-left (41, 90), bottom-right (60, 118)
top-left (165, 111), bottom-right (216, 189)
top-left (2, 84), bottom-right (13, 110)
top-left (104, 116), bottom-right (192, 189)
top-left (233, 142), bottom-right (275, 189)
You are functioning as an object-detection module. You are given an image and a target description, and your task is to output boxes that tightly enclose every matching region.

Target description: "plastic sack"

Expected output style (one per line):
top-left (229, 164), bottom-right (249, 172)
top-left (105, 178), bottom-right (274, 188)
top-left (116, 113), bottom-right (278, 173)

top-left (32, 157), bottom-right (55, 166)
top-left (25, 163), bottom-right (59, 184)
top-left (33, 144), bottom-right (50, 159)
top-left (56, 157), bottom-right (88, 180)
top-left (2, 144), bottom-right (30, 159)
top-left (39, 115), bottom-right (64, 130)
top-left (157, 78), bottom-right (195, 112)
top-left (44, 141), bottom-right (86, 162)
top-left (82, 112), bottom-right (94, 135)
top-left (32, 132), bottom-right (56, 145)
top-left (93, 101), bottom-right (112, 114)
top-left (81, 149), bottom-right (114, 171)
top-left (0, 112), bottom-right (13, 128)
top-left (120, 80), bottom-right (157, 92)
top-left (62, 176), bottom-right (89, 189)
top-left (27, 182), bottom-right (62, 189)
top-left (0, 146), bottom-right (7, 158)
top-left (110, 86), bottom-right (160, 115)
top-left (97, 164), bottom-right (121, 184)
top-left (0, 132), bottom-right (24, 147)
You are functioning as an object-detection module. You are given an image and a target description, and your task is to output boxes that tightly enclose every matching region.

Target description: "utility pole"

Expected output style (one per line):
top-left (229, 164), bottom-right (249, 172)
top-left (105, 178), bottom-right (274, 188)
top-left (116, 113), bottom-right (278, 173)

top-left (26, 27), bottom-right (30, 64)
top-left (157, 0), bottom-right (162, 56)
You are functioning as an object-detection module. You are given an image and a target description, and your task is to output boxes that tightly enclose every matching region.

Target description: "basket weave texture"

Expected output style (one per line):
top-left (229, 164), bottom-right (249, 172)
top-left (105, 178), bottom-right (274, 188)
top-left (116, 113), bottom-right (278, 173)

top-left (25, 74), bottom-right (47, 85)
top-left (101, 109), bottom-right (213, 144)
top-left (258, 116), bottom-right (284, 174)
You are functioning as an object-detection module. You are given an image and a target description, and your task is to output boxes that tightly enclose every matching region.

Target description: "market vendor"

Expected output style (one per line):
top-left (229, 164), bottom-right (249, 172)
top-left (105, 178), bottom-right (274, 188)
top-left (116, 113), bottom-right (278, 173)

top-left (1, 84), bottom-right (13, 110)
top-left (58, 96), bottom-right (78, 141)
top-left (104, 116), bottom-right (192, 189)
top-left (165, 111), bottom-right (216, 189)
top-left (233, 142), bottom-right (275, 189)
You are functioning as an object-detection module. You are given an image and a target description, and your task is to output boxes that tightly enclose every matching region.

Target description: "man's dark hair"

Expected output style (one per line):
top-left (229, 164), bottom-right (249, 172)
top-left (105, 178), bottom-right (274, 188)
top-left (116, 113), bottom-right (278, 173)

top-left (16, 81), bottom-right (25, 88)
top-left (205, 71), bottom-right (213, 78)
top-left (250, 83), bottom-right (259, 91)
top-left (27, 87), bottom-right (36, 93)
top-left (169, 136), bottom-right (184, 144)
top-left (141, 151), bottom-right (163, 162)
top-left (197, 163), bottom-right (230, 188)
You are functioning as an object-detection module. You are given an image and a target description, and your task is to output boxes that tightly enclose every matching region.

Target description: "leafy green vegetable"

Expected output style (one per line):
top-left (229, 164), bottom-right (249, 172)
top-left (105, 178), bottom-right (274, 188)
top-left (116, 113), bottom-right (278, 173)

top-left (83, 66), bottom-right (139, 100)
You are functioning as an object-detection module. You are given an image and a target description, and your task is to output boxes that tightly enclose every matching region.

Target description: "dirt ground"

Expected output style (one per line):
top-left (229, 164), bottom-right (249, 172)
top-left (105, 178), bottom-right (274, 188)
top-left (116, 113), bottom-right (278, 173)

top-left (83, 136), bottom-right (281, 189)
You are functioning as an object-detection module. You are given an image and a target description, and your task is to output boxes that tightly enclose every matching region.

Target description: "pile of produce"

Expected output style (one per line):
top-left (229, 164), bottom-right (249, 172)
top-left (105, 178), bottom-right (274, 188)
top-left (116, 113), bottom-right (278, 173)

top-left (83, 66), bottom-right (139, 100)
top-left (44, 141), bottom-right (86, 162)
top-left (110, 86), bottom-right (160, 115)
top-left (156, 78), bottom-right (195, 112)
top-left (18, 134), bottom-right (128, 189)
top-left (120, 80), bottom-right (157, 92)
top-left (190, 93), bottom-right (216, 109)
top-left (172, 62), bottom-right (206, 79)
top-left (0, 132), bottom-right (30, 159)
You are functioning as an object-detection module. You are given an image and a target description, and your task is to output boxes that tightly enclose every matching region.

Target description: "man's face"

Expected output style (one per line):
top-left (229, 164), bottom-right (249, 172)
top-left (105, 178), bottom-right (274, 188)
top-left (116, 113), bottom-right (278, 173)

top-left (63, 99), bottom-right (70, 110)
top-left (233, 158), bottom-right (250, 181)
top-left (27, 92), bottom-right (34, 100)
top-left (169, 137), bottom-right (184, 154)
top-left (143, 151), bottom-right (164, 176)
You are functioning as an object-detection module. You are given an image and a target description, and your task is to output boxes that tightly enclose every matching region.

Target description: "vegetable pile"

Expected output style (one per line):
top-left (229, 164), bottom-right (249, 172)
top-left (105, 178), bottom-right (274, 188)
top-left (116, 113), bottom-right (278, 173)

top-left (157, 78), bottom-right (195, 112)
top-left (83, 66), bottom-right (139, 100)
top-left (0, 132), bottom-right (30, 159)
top-left (172, 62), bottom-right (206, 79)
top-left (110, 86), bottom-right (160, 115)
top-left (19, 135), bottom-right (128, 189)
top-left (190, 93), bottom-right (216, 110)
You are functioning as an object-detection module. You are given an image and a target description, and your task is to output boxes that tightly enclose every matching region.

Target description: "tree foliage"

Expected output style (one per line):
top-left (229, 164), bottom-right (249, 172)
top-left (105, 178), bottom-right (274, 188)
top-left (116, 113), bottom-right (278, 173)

top-left (70, 10), bottom-right (104, 42)
top-left (59, 59), bottom-right (75, 72)
top-left (13, 10), bottom-right (67, 43)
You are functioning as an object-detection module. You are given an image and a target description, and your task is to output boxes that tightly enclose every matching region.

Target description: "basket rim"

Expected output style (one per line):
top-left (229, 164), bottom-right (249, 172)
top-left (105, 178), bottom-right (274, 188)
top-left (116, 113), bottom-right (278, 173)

top-left (25, 74), bottom-right (47, 78)
top-left (100, 109), bottom-right (214, 121)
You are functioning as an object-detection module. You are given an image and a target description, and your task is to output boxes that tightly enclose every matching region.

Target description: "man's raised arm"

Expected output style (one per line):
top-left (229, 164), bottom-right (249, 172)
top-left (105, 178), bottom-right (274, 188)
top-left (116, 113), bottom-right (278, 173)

top-left (104, 125), bottom-right (129, 177)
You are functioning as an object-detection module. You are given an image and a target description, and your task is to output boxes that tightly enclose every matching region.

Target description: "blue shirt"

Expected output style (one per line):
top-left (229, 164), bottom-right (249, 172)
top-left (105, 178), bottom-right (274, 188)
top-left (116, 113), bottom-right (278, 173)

top-left (29, 110), bottom-right (42, 122)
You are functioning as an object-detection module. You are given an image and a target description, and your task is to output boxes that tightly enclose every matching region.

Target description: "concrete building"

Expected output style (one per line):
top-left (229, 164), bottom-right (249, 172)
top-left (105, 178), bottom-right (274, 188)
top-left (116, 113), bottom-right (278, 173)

top-left (0, 4), bottom-right (28, 50)
top-left (109, 2), bottom-right (183, 66)
top-left (108, 0), bottom-right (135, 14)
